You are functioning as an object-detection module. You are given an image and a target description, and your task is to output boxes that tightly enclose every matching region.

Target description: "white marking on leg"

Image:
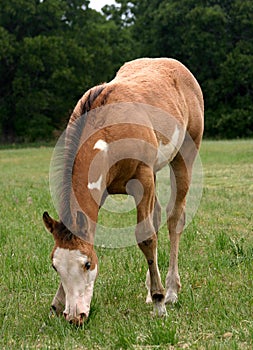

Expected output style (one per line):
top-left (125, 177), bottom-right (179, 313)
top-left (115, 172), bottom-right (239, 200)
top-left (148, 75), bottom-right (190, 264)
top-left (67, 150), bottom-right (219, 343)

top-left (165, 271), bottom-right (180, 304)
top-left (93, 139), bottom-right (108, 152)
top-left (165, 290), bottom-right (178, 304)
top-left (145, 249), bottom-right (161, 304)
top-left (88, 174), bottom-right (103, 190)
top-left (145, 270), bottom-right (152, 303)
top-left (153, 301), bottom-right (167, 317)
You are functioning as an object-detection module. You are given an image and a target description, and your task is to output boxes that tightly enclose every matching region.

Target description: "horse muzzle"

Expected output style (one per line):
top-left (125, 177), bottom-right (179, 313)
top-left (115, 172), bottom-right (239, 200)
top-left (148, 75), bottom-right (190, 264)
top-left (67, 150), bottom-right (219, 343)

top-left (63, 312), bottom-right (88, 326)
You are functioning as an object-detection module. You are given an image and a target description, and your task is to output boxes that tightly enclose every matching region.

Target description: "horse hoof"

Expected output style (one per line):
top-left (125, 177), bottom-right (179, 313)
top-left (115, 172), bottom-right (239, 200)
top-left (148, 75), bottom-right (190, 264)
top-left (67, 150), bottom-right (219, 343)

top-left (153, 302), bottom-right (167, 317)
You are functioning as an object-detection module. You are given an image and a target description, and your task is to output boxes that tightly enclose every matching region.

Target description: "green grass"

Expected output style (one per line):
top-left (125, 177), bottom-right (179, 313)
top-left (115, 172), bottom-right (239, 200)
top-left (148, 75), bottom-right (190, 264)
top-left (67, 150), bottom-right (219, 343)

top-left (0, 140), bottom-right (253, 349)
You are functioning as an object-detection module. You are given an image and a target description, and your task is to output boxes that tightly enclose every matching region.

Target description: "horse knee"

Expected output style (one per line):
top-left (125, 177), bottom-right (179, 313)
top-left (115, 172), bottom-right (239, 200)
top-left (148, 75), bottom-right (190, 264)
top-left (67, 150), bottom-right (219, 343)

top-left (138, 235), bottom-right (157, 256)
top-left (167, 208), bottom-right (186, 234)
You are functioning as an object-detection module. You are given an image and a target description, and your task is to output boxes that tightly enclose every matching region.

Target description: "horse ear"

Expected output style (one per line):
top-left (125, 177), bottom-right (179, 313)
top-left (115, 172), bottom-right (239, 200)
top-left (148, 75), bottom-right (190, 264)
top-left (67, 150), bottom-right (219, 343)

top-left (43, 212), bottom-right (57, 233)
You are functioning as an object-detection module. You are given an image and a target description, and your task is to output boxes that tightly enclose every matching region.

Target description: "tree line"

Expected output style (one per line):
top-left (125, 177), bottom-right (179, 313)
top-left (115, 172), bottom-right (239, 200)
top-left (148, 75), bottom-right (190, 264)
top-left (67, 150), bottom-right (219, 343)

top-left (0, 0), bottom-right (252, 142)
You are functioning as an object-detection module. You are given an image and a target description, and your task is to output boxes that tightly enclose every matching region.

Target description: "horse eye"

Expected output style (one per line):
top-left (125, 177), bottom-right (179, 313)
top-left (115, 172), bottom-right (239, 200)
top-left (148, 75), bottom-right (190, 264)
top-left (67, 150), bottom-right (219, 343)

top-left (85, 261), bottom-right (91, 270)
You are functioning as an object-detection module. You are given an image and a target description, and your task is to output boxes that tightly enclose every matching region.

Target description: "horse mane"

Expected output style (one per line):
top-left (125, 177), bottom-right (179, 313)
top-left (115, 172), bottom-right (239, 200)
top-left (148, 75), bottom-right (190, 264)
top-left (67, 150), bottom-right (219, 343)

top-left (56, 84), bottom-right (107, 234)
top-left (81, 84), bottom-right (107, 115)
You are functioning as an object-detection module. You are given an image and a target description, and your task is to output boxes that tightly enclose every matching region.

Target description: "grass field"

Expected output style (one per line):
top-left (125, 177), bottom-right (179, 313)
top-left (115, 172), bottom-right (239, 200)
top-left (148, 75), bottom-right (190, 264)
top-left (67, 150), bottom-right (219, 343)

top-left (0, 140), bottom-right (252, 349)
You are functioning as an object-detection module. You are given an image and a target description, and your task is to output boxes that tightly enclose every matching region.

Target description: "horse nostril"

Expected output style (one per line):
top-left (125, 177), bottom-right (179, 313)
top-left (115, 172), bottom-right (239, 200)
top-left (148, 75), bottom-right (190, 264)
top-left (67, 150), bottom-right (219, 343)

top-left (80, 313), bottom-right (86, 319)
top-left (63, 312), bottom-right (68, 320)
top-left (77, 313), bottom-right (86, 326)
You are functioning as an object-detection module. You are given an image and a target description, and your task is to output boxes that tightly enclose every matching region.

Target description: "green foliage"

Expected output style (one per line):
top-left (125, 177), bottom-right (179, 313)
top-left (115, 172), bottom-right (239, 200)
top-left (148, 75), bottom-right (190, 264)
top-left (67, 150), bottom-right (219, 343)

top-left (115, 0), bottom-right (253, 138)
top-left (0, 0), bottom-right (252, 141)
top-left (12, 35), bottom-right (90, 141)
top-left (0, 0), bottom-right (135, 142)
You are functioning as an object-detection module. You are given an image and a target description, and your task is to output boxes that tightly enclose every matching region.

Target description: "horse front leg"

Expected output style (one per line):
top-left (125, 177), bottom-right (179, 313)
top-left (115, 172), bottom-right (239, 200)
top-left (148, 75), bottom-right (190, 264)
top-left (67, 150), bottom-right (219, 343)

top-left (50, 282), bottom-right (66, 316)
top-left (133, 166), bottom-right (166, 316)
top-left (138, 235), bottom-right (166, 316)
top-left (145, 195), bottom-right (162, 304)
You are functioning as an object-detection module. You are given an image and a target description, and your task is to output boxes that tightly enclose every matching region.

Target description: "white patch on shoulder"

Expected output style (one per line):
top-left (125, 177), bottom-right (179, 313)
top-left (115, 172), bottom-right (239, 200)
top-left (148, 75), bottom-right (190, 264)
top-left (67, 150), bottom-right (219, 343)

top-left (171, 124), bottom-right (180, 146)
top-left (88, 174), bottom-right (103, 190)
top-left (93, 139), bottom-right (108, 152)
top-left (155, 125), bottom-right (180, 171)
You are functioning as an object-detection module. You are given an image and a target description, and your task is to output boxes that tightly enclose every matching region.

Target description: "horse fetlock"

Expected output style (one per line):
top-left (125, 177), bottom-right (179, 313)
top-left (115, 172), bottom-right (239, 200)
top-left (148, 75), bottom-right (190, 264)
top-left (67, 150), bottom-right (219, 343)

top-left (166, 272), bottom-right (181, 292)
top-left (165, 272), bottom-right (181, 304)
top-left (165, 290), bottom-right (178, 304)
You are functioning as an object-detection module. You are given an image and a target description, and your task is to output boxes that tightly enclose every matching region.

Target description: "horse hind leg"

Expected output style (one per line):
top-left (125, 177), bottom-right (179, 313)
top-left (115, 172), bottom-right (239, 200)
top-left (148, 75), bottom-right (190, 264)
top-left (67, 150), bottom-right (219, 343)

top-left (153, 194), bottom-right (162, 235)
top-left (165, 140), bottom-right (197, 304)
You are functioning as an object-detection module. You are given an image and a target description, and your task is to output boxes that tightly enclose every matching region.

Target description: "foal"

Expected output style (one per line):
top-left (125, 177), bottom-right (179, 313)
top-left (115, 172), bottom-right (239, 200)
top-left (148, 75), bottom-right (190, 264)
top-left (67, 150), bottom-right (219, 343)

top-left (43, 58), bottom-right (204, 325)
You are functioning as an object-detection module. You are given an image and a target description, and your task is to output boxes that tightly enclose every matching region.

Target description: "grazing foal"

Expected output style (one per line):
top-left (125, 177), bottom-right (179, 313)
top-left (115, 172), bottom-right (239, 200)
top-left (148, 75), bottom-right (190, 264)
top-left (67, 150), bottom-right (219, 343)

top-left (43, 58), bottom-right (204, 325)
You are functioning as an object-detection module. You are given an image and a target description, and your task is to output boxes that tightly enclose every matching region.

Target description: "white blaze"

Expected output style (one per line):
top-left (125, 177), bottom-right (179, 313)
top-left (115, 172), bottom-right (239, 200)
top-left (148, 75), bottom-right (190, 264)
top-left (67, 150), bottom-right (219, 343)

top-left (53, 248), bottom-right (97, 319)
